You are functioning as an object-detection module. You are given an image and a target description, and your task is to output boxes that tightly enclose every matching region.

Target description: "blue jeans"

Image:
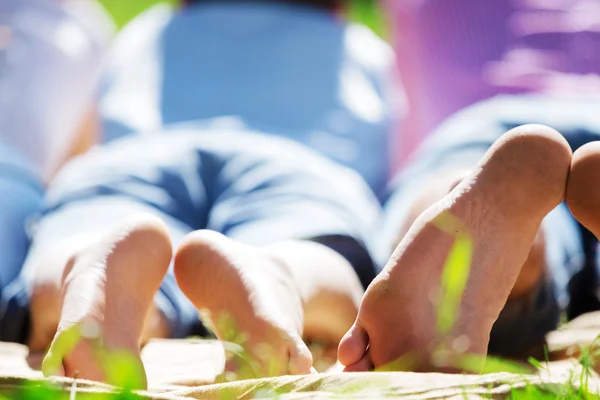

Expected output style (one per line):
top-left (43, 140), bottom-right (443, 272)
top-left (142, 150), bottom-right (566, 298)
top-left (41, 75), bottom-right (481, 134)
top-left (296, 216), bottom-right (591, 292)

top-left (381, 95), bottom-right (600, 356)
top-left (0, 142), bottom-right (44, 341)
top-left (3, 127), bottom-right (381, 343)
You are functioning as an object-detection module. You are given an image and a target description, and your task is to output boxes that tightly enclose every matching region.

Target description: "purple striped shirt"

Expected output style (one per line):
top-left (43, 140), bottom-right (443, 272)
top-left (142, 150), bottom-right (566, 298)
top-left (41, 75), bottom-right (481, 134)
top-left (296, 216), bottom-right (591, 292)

top-left (386, 0), bottom-right (600, 161)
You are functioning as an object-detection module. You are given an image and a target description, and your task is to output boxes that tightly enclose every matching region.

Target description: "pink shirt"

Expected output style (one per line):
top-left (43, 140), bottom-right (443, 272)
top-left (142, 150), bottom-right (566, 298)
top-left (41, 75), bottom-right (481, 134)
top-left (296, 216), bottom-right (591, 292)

top-left (386, 0), bottom-right (600, 165)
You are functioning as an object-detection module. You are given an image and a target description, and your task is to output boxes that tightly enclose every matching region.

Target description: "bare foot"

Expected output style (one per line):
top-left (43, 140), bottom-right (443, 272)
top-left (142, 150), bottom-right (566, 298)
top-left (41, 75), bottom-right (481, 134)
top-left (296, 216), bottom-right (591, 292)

top-left (339, 125), bottom-right (572, 372)
top-left (174, 230), bottom-right (313, 378)
top-left (41, 216), bottom-right (172, 389)
top-left (566, 141), bottom-right (600, 238)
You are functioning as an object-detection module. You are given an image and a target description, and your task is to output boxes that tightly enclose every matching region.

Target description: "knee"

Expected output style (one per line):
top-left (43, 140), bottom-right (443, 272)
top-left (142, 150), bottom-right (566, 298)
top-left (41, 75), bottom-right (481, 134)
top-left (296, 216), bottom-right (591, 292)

top-left (489, 124), bottom-right (572, 208)
top-left (566, 142), bottom-right (600, 226)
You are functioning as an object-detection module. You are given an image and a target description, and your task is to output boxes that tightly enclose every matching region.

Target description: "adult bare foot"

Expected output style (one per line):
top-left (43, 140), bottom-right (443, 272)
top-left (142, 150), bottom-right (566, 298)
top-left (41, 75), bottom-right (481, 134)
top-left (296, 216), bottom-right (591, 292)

top-left (174, 230), bottom-right (313, 377)
top-left (42, 216), bottom-right (172, 389)
top-left (339, 125), bottom-right (571, 372)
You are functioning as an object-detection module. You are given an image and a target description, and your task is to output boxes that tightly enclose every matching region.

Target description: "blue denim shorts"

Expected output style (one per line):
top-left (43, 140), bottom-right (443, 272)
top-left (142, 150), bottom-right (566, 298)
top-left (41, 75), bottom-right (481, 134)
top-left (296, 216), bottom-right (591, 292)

top-left (2, 126), bottom-right (381, 343)
top-left (380, 95), bottom-right (600, 356)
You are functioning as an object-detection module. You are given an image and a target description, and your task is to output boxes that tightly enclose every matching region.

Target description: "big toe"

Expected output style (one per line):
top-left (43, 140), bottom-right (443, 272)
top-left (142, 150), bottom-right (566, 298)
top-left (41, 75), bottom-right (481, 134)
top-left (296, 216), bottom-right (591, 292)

top-left (343, 349), bottom-right (373, 372)
top-left (338, 323), bottom-right (369, 367)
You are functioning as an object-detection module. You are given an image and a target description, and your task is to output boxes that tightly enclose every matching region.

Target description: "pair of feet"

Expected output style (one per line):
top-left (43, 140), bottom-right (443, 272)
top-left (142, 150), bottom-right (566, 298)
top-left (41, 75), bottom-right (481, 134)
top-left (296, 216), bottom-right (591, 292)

top-left (41, 124), bottom-right (600, 387)
top-left (339, 125), bottom-right (600, 372)
top-left (41, 226), bottom-right (315, 388)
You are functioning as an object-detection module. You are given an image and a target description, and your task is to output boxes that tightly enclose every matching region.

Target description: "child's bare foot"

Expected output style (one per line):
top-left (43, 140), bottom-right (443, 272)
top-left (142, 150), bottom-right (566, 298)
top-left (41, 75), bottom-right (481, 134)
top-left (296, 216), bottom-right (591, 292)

top-left (339, 125), bottom-right (572, 372)
top-left (565, 141), bottom-right (600, 316)
top-left (566, 141), bottom-right (600, 238)
top-left (42, 216), bottom-right (172, 388)
top-left (174, 230), bottom-right (313, 377)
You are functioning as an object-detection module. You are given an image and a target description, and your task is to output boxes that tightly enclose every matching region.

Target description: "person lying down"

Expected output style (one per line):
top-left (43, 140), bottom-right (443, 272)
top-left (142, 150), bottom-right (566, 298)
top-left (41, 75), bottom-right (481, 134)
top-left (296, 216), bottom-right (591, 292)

top-left (20, 0), bottom-right (600, 387)
top-left (31, 97), bottom-right (600, 387)
top-left (5, 0), bottom-right (396, 387)
top-left (16, 129), bottom-right (380, 387)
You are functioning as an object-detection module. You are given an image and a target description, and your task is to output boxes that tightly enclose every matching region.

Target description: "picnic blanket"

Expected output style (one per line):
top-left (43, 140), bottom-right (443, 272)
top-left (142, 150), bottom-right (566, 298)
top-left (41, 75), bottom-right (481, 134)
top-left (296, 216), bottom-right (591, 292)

top-left (2, 312), bottom-right (600, 399)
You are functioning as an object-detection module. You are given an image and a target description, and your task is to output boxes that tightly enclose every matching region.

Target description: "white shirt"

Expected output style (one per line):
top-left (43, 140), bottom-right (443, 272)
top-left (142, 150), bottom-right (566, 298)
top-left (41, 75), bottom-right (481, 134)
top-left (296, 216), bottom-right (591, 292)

top-left (0, 0), bottom-right (113, 180)
top-left (100, 2), bottom-right (403, 197)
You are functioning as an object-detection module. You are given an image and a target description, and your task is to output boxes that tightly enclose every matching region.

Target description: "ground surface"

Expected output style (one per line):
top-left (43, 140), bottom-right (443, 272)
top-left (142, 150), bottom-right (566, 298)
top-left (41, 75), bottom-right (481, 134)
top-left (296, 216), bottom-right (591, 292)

top-left (2, 311), bottom-right (600, 398)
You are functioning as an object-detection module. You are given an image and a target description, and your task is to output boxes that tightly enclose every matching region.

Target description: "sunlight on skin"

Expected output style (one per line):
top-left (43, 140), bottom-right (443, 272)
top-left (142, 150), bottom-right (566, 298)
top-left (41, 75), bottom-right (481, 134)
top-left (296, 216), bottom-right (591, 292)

top-left (43, 308), bottom-right (315, 388)
top-left (42, 321), bottom-right (145, 389)
top-left (374, 211), bottom-right (560, 376)
top-left (433, 211), bottom-right (474, 337)
top-left (211, 312), bottom-right (318, 381)
top-left (42, 324), bottom-right (83, 377)
top-left (375, 211), bottom-right (482, 373)
top-left (38, 207), bottom-right (528, 383)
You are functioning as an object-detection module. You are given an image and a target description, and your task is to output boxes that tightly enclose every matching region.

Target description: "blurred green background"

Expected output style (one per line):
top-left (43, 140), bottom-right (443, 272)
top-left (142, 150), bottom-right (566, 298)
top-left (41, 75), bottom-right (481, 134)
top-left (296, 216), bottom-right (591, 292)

top-left (96, 0), bottom-right (388, 38)
top-left (97, 0), bottom-right (178, 29)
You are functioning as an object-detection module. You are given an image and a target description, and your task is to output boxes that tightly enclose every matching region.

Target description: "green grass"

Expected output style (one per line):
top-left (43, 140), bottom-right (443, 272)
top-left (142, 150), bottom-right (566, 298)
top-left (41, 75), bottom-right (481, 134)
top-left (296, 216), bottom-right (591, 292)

top-left (3, 347), bottom-right (598, 399)
top-left (6, 209), bottom-right (597, 399)
top-left (6, 1), bottom-right (595, 399)
top-left (96, 0), bottom-right (179, 30)
top-left (4, 316), bottom-right (600, 399)
top-left (96, 0), bottom-right (389, 37)
top-left (347, 0), bottom-right (389, 39)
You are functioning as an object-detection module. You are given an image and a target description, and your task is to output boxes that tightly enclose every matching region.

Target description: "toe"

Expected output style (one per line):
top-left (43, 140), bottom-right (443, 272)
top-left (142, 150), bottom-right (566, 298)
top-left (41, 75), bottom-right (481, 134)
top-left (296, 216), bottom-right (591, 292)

top-left (42, 325), bottom-right (82, 377)
top-left (342, 349), bottom-right (373, 372)
top-left (41, 355), bottom-right (65, 378)
top-left (42, 349), bottom-right (61, 378)
top-left (62, 341), bottom-right (105, 382)
top-left (338, 323), bottom-right (369, 367)
top-left (288, 335), bottom-right (313, 375)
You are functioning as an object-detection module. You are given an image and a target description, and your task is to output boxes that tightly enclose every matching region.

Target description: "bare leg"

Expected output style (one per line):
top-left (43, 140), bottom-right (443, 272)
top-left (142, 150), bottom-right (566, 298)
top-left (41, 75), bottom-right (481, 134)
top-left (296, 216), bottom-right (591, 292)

top-left (339, 125), bottom-right (571, 372)
top-left (40, 215), bottom-right (172, 388)
top-left (174, 230), bottom-right (364, 377)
